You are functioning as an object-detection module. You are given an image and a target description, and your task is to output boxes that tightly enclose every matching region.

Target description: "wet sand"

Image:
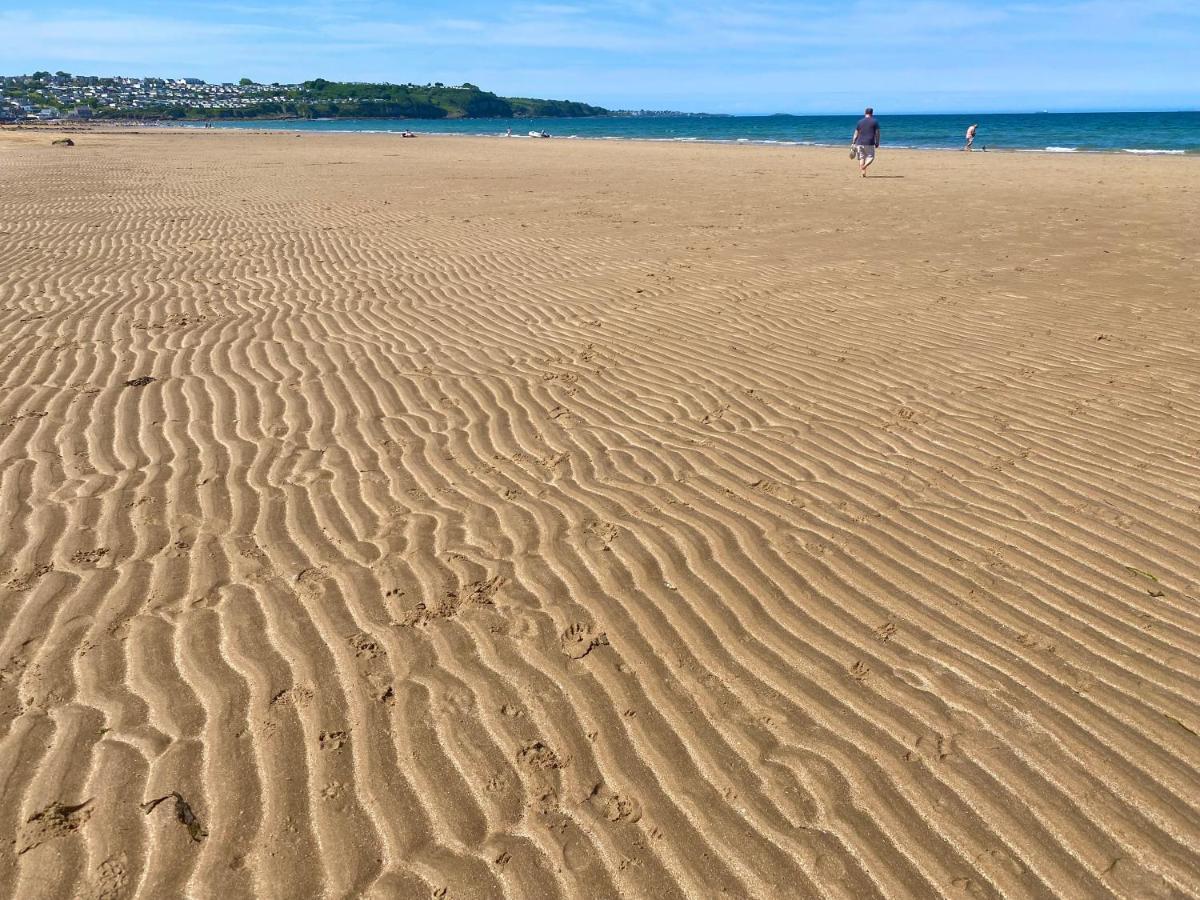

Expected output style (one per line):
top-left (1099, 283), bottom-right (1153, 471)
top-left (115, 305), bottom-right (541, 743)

top-left (1, 130), bottom-right (1198, 898)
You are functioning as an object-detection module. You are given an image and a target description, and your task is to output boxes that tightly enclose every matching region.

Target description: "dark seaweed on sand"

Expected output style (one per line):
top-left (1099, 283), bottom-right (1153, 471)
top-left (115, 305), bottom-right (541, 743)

top-left (141, 791), bottom-right (207, 842)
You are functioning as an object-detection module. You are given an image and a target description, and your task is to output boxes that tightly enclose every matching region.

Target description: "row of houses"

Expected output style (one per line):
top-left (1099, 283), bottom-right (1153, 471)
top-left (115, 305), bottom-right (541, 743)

top-left (1, 73), bottom-right (290, 119)
top-left (1, 97), bottom-right (92, 122)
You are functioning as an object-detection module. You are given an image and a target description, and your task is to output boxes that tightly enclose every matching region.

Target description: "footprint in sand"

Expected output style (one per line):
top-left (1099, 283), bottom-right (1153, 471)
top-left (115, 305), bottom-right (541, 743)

top-left (87, 853), bottom-right (130, 898)
top-left (70, 548), bottom-right (110, 566)
top-left (561, 623), bottom-right (609, 660)
top-left (518, 740), bottom-right (567, 770)
top-left (269, 685), bottom-right (314, 710)
top-left (586, 783), bottom-right (642, 824)
top-left (366, 673), bottom-right (395, 705)
top-left (319, 730), bottom-right (348, 751)
top-left (582, 520), bottom-right (618, 552)
top-left (347, 632), bottom-right (385, 660)
top-left (4, 563), bottom-right (53, 591)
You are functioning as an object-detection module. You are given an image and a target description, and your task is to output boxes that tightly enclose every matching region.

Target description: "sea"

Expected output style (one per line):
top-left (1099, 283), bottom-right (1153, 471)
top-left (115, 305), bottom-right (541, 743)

top-left (198, 110), bottom-right (1199, 155)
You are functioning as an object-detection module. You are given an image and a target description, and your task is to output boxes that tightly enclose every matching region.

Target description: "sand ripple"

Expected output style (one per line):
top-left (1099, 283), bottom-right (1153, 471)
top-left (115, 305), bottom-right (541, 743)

top-left (1, 131), bottom-right (1198, 899)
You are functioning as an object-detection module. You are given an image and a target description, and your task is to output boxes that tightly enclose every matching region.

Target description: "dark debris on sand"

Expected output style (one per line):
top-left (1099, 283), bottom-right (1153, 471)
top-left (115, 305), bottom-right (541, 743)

top-left (141, 791), bottom-right (207, 842)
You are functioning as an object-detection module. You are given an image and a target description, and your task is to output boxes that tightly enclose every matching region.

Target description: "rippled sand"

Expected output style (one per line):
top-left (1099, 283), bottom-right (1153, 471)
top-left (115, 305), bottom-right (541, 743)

top-left (1, 129), bottom-right (1198, 899)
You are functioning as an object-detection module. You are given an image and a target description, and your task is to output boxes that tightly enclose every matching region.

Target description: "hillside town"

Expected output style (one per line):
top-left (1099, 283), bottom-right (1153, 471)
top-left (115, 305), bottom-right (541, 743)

top-left (1, 72), bottom-right (289, 120)
top-left (0, 71), bottom-right (614, 121)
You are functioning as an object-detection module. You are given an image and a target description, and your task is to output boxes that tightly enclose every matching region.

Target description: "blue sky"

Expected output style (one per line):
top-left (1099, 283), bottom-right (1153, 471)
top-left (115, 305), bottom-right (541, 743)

top-left (3, 1), bottom-right (1198, 113)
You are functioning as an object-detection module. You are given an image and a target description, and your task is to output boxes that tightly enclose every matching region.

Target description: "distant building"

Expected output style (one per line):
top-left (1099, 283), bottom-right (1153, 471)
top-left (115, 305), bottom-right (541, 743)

top-left (67, 106), bottom-right (93, 120)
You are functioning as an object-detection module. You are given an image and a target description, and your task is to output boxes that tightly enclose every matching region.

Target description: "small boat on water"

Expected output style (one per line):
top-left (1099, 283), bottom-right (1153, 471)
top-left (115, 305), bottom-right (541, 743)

top-left (528, 130), bottom-right (550, 138)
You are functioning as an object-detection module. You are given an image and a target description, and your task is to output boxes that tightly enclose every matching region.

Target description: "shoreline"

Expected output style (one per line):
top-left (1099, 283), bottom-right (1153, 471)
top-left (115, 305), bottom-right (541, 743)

top-left (4, 118), bottom-right (1195, 156)
top-left (184, 123), bottom-right (1200, 155)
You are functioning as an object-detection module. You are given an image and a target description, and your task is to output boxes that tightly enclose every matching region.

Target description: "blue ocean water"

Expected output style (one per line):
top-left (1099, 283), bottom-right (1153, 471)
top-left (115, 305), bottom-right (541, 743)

top-left (202, 110), bottom-right (1199, 154)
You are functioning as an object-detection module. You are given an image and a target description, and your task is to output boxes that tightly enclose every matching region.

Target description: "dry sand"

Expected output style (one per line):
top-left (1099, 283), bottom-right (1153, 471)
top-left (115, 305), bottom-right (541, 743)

top-left (1, 129), bottom-right (1198, 899)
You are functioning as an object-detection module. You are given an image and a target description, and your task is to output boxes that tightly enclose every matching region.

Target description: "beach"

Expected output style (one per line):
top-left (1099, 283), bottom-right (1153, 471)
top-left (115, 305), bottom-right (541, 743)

top-left (1, 129), bottom-right (1198, 898)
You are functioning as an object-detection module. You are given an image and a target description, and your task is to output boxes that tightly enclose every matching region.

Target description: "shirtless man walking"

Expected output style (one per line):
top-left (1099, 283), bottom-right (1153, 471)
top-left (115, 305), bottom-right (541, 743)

top-left (965, 123), bottom-right (978, 151)
top-left (852, 107), bottom-right (880, 177)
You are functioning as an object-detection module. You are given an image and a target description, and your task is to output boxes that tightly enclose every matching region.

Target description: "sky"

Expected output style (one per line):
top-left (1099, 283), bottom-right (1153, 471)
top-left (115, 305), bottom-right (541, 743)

top-left (2, 1), bottom-right (1198, 114)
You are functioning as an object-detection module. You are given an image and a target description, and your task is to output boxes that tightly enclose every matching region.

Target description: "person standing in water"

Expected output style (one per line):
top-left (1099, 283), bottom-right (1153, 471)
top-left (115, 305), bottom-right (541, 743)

top-left (965, 123), bottom-right (978, 151)
top-left (852, 108), bottom-right (880, 177)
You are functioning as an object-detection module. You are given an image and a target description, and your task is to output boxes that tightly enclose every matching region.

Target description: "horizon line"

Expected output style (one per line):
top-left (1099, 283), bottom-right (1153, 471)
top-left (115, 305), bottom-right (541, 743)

top-left (4, 72), bottom-right (1196, 119)
top-left (713, 108), bottom-right (1200, 117)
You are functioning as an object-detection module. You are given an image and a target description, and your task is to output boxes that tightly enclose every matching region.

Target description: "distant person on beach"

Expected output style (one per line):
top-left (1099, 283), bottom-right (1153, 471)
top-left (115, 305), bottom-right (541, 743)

top-left (965, 123), bottom-right (978, 151)
top-left (851, 108), bottom-right (880, 177)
